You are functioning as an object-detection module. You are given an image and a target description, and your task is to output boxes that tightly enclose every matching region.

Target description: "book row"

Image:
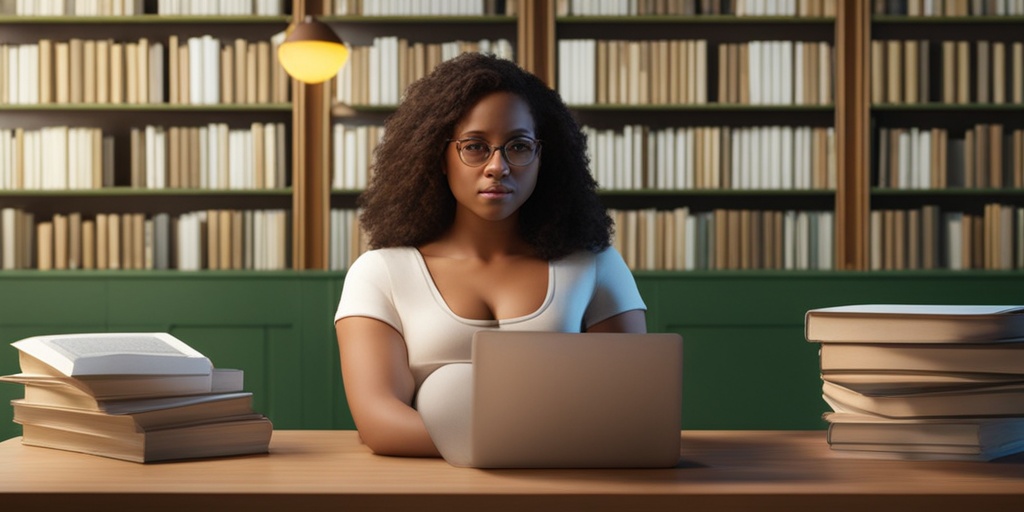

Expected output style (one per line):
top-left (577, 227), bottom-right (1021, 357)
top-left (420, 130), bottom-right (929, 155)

top-left (0, 208), bottom-right (290, 271)
top-left (331, 124), bottom-right (382, 190)
top-left (329, 208), bottom-right (368, 271)
top-left (871, 39), bottom-right (1024, 105)
top-left (610, 208), bottom-right (834, 271)
top-left (0, 34), bottom-right (288, 106)
top-left (127, 122), bottom-right (288, 190)
top-left (155, 0), bottom-right (285, 15)
top-left (556, 0), bottom-right (837, 16)
top-left (876, 125), bottom-right (1024, 189)
top-left (870, 204), bottom-right (1024, 271)
top-left (557, 39), bottom-right (834, 106)
top-left (875, 0), bottom-right (1024, 15)
top-left (0, 127), bottom-right (112, 190)
top-left (334, 37), bottom-right (514, 106)
top-left (327, 207), bottom-right (835, 271)
top-left (2, 0), bottom-right (284, 15)
top-left (584, 125), bottom-right (836, 191)
top-left (328, 0), bottom-right (516, 15)
top-left (0, 122), bottom-right (288, 190)
top-left (717, 41), bottom-right (833, 105)
top-left (329, 122), bottom-right (837, 192)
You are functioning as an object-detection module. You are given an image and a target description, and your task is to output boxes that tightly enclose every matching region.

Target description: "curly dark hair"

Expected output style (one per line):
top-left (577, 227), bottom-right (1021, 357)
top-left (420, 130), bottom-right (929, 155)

top-left (356, 52), bottom-right (612, 260)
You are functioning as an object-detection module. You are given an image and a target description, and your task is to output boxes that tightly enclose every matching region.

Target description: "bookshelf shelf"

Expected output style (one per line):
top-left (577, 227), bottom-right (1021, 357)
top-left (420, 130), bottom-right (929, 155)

top-left (0, 188), bottom-right (292, 197)
top-left (2, 104), bottom-right (293, 112)
top-left (556, 15), bottom-right (835, 24)
top-left (872, 104), bottom-right (1024, 111)
top-left (571, 104), bottom-right (835, 112)
top-left (0, 15), bottom-right (290, 24)
top-left (321, 15), bottom-right (515, 24)
top-left (872, 15), bottom-right (1024, 24)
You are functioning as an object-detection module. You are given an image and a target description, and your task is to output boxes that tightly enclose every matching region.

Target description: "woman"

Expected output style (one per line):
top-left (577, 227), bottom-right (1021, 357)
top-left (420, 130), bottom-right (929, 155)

top-left (334, 52), bottom-right (646, 457)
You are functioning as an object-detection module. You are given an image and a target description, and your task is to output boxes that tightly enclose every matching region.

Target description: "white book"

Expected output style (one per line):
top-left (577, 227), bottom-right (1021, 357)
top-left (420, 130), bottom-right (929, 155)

top-left (203, 35), bottom-right (219, 104)
top-left (782, 41), bottom-right (793, 104)
top-left (149, 42), bottom-right (164, 104)
top-left (22, 44), bottom-right (38, 104)
top-left (187, 37), bottom-right (203, 104)
top-left (263, 122), bottom-right (276, 189)
top-left (781, 127), bottom-right (793, 190)
top-left (11, 332), bottom-right (212, 377)
top-left (795, 43), bottom-right (805, 104)
top-left (343, 127), bottom-right (357, 189)
top-left (145, 125), bottom-right (157, 189)
top-left (7, 45), bottom-right (19, 105)
top-left (369, 38), bottom-right (381, 105)
top-left (1, 207), bottom-right (16, 269)
top-left (769, 126), bottom-right (781, 189)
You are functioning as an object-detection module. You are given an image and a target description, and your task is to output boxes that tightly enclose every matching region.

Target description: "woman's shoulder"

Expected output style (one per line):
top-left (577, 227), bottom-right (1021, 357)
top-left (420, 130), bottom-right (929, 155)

top-left (557, 246), bottom-right (624, 267)
top-left (348, 247), bottom-right (420, 274)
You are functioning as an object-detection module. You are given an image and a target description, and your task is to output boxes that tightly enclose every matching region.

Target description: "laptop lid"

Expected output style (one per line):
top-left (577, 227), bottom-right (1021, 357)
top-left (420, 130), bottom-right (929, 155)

top-left (420, 331), bottom-right (682, 468)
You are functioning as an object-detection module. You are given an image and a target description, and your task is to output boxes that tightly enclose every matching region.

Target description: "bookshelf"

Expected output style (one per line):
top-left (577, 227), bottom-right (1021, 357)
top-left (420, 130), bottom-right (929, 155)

top-left (2, 1), bottom-right (1022, 271)
top-left (549, 5), bottom-right (842, 270)
top-left (0, 8), bottom-right (296, 270)
top-left (868, 5), bottom-right (1024, 270)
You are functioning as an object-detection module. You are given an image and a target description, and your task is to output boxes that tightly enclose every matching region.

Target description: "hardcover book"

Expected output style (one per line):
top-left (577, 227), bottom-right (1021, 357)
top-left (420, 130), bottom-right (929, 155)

top-left (805, 304), bottom-right (1024, 343)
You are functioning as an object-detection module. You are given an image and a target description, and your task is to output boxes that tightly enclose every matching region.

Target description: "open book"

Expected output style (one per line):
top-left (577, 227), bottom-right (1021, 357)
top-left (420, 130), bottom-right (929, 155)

top-left (11, 332), bottom-right (213, 377)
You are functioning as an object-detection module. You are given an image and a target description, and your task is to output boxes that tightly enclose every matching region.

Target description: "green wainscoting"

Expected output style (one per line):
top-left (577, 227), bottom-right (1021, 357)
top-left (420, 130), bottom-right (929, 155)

top-left (1, 271), bottom-right (1022, 441)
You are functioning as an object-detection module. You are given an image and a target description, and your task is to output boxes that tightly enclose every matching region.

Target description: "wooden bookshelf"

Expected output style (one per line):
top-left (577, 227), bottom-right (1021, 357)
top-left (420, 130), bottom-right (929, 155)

top-left (0, 4), bottom-right (295, 270)
top-left (866, 5), bottom-right (1024, 271)
top-left (3, 1), bottom-right (1024, 271)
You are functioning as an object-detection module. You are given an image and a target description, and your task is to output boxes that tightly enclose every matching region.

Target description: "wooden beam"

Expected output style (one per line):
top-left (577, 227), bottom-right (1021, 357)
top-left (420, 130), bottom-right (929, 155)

top-left (517, 0), bottom-right (555, 87)
top-left (291, 0), bottom-right (331, 270)
top-left (835, 0), bottom-right (870, 270)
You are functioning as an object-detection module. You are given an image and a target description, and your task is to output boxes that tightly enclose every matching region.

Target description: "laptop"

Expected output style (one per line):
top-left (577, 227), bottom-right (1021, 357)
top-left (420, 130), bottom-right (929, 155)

top-left (416, 331), bottom-right (683, 468)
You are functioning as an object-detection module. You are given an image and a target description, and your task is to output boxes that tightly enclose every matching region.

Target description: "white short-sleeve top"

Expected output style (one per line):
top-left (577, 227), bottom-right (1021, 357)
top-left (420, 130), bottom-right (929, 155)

top-left (334, 246), bottom-right (646, 390)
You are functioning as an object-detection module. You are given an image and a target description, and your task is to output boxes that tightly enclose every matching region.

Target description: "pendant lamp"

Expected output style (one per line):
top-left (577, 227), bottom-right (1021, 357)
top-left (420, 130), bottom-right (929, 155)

top-left (278, 15), bottom-right (349, 84)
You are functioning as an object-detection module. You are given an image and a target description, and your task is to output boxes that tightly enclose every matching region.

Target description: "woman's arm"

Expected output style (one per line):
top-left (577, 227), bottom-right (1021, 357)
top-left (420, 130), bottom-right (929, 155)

top-left (586, 309), bottom-right (648, 333)
top-left (336, 316), bottom-right (441, 457)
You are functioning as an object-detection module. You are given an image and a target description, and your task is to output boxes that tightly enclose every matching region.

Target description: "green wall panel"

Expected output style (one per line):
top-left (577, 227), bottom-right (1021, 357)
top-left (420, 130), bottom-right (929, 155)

top-left (1, 271), bottom-right (1023, 443)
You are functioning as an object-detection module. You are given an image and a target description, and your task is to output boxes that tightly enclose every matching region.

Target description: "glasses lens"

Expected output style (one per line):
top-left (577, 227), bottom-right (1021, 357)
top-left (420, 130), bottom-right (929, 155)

top-left (503, 137), bottom-right (538, 166)
top-left (458, 140), bottom-right (491, 166)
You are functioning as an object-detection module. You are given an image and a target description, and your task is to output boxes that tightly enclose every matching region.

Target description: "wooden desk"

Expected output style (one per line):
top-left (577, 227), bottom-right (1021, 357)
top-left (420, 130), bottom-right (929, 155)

top-left (1, 430), bottom-right (1022, 511)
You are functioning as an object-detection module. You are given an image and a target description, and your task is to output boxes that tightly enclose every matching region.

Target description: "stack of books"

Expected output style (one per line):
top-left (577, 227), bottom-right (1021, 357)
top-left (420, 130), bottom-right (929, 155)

top-left (805, 304), bottom-right (1024, 461)
top-left (0, 332), bottom-right (273, 463)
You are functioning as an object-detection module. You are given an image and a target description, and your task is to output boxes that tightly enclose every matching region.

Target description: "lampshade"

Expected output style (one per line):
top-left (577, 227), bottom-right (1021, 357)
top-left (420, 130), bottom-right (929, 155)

top-left (278, 15), bottom-right (350, 84)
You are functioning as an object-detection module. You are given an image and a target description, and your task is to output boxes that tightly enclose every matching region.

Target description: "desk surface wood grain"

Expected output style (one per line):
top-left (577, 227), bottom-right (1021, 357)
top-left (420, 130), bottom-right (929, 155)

top-left (1, 430), bottom-right (1023, 511)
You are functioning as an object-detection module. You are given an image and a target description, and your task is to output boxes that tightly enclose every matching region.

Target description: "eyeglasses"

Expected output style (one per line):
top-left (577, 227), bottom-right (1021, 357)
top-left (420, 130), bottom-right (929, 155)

top-left (446, 137), bottom-right (542, 167)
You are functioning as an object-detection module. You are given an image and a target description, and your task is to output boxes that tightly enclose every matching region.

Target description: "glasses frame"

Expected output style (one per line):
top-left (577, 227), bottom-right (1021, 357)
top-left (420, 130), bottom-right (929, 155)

top-left (446, 137), bottom-right (543, 167)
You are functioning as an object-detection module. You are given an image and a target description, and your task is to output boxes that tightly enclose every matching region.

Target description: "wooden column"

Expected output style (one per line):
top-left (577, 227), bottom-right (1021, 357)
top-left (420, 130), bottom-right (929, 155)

top-left (291, 0), bottom-right (331, 270)
top-left (517, 0), bottom-right (555, 87)
top-left (834, 0), bottom-right (870, 270)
